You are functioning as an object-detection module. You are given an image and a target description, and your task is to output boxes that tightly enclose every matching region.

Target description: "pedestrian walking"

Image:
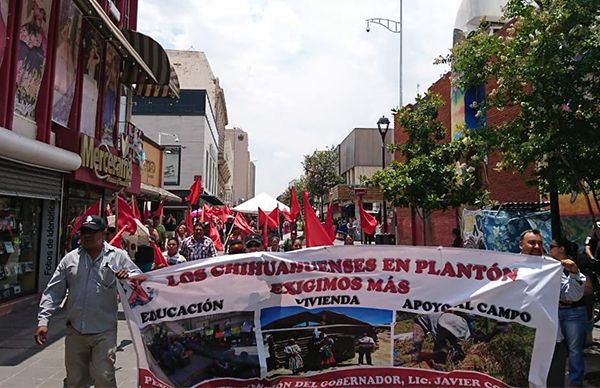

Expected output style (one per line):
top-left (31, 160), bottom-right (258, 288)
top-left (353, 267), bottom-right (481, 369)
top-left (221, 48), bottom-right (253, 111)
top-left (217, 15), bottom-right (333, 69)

top-left (35, 215), bottom-right (141, 388)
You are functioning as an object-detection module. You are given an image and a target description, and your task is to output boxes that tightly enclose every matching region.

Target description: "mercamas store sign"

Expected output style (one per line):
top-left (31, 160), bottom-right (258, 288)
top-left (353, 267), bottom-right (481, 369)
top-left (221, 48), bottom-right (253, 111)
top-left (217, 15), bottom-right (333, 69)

top-left (80, 135), bottom-right (132, 187)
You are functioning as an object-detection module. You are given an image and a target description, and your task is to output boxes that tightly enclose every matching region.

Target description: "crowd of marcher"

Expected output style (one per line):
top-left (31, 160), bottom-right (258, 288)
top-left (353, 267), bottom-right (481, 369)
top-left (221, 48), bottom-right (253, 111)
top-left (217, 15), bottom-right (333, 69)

top-left (33, 198), bottom-right (600, 387)
top-left (147, 321), bottom-right (259, 380)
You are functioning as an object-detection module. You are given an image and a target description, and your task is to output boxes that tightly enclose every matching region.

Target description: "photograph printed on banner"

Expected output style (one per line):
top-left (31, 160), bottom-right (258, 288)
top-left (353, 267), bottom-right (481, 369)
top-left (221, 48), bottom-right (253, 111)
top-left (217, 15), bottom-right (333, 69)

top-left (139, 311), bottom-right (259, 387)
top-left (393, 310), bottom-right (536, 387)
top-left (261, 306), bottom-right (392, 377)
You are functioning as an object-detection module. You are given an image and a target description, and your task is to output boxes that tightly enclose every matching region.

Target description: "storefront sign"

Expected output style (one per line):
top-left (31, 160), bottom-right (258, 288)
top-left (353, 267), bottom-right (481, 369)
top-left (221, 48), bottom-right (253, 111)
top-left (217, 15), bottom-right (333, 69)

top-left (38, 200), bottom-right (59, 290)
top-left (119, 246), bottom-right (561, 388)
top-left (141, 140), bottom-right (162, 187)
top-left (80, 134), bottom-right (132, 186)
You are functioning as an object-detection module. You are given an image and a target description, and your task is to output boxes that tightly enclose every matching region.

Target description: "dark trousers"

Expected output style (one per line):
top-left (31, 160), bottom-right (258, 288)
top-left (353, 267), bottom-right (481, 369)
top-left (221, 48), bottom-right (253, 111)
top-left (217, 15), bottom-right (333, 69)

top-left (358, 349), bottom-right (372, 365)
top-left (547, 341), bottom-right (566, 387)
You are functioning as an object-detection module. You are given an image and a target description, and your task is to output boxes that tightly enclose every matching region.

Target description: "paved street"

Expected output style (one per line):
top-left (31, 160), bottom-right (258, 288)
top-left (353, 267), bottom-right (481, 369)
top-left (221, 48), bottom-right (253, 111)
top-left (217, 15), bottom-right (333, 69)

top-left (0, 296), bottom-right (599, 387)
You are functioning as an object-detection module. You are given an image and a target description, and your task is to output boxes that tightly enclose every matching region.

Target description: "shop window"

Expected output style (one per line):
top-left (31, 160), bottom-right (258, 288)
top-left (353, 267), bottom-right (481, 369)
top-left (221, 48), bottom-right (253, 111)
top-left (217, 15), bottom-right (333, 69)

top-left (0, 196), bottom-right (41, 302)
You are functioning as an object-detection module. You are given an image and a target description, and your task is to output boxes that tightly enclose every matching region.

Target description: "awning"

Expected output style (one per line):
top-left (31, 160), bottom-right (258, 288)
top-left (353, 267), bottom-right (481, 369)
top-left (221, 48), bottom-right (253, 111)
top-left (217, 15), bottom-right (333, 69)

top-left (75, 0), bottom-right (157, 84)
top-left (140, 183), bottom-right (182, 203)
top-left (121, 30), bottom-right (180, 99)
top-left (201, 194), bottom-right (224, 206)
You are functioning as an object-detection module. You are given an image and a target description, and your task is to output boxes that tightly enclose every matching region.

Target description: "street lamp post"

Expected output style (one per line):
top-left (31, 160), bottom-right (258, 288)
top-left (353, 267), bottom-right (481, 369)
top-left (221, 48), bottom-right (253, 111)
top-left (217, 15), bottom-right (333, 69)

top-left (366, 0), bottom-right (403, 109)
top-left (377, 116), bottom-right (390, 235)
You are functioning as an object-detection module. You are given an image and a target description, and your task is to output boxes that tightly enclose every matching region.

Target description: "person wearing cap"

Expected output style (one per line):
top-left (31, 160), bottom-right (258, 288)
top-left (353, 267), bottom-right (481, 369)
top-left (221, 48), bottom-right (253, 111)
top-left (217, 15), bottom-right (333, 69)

top-left (179, 222), bottom-right (216, 261)
top-left (227, 238), bottom-right (246, 254)
top-left (35, 215), bottom-right (141, 388)
top-left (245, 233), bottom-right (263, 253)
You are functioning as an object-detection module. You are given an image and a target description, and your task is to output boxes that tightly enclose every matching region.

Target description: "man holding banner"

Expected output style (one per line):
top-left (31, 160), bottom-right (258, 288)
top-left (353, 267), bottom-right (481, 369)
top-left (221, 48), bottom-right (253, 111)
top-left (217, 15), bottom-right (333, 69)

top-left (35, 215), bottom-right (141, 388)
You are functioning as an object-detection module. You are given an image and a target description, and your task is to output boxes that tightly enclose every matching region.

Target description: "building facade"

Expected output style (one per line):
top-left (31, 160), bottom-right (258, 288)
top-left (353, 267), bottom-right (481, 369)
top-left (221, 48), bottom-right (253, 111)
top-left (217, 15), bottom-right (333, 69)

top-left (0, 0), bottom-right (174, 305)
top-left (330, 128), bottom-right (392, 222)
top-left (225, 127), bottom-right (253, 205)
top-left (165, 50), bottom-right (231, 202)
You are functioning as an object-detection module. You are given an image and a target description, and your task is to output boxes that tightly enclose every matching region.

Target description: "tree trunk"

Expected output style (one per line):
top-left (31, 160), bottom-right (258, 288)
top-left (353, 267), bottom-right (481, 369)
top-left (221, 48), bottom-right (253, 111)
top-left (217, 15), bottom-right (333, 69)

top-left (549, 187), bottom-right (561, 239)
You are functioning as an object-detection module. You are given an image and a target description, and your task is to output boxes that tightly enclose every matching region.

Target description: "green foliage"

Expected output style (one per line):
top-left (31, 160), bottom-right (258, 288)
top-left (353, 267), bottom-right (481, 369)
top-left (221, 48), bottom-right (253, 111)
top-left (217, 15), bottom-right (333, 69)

top-left (302, 146), bottom-right (343, 202)
top-left (277, 176), bottom-right (307, 205)
top-left (450, 0), bottom-right (600, 194)
top-left (370, 93), bottom-right (488, 219)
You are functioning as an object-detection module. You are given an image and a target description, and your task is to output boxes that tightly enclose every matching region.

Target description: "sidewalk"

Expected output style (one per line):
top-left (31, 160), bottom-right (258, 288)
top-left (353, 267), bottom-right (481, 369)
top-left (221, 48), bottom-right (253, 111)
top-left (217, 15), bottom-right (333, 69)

top-left (0, 299), bottom-right (137, 387)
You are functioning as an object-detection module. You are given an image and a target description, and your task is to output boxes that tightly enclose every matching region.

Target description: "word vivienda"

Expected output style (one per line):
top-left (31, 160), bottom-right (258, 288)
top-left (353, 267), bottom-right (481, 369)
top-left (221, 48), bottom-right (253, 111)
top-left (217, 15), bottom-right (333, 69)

top-left (165, 258), bottom-right (519, 288)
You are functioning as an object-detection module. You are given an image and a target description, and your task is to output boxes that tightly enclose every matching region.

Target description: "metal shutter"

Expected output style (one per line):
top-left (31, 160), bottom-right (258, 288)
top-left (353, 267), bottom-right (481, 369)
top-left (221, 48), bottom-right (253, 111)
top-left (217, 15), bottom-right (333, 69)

top-left (0, 158), bottom-right (63, 200)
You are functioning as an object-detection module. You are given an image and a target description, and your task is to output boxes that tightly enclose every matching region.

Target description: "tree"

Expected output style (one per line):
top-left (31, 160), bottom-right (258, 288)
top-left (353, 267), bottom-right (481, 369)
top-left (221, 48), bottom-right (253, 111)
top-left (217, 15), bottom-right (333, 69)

top-left (302, 147), bottom-right (343, 220)
top-left (445, 0), bottom-right (600, 235)
top-left (370, 93), bottom-right (487, 243)
top-left (277, 176), bottom-right (307, 206)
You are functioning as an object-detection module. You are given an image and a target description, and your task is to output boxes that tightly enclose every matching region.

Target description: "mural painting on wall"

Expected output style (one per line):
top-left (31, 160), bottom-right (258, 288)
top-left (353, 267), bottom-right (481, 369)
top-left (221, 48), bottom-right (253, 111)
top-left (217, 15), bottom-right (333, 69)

top-left (51, 0), bottom-right (82, 127)
top-left (100, 43), bottom-right (120, 146)
top-left (462, 208), bottom-right (552, 253)
top-left (14, 0), bottom-right (53, 120)
top-left (0, 0), bottom-right (8, 68)
top-left (79, 25), bottom-right (103, 137)
top-left (559, 193), bottom-right (596, 248)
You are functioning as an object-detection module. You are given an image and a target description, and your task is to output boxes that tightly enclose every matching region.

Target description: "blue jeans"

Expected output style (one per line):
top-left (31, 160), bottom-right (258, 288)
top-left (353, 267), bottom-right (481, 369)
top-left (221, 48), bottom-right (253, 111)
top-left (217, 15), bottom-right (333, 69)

top-left (558, 306), bottom-right (587, 385)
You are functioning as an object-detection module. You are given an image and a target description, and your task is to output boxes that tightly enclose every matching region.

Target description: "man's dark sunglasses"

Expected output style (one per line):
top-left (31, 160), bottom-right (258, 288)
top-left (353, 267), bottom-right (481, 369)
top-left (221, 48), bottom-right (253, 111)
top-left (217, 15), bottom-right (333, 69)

top-left (246, 242), bottom-right (261, 248)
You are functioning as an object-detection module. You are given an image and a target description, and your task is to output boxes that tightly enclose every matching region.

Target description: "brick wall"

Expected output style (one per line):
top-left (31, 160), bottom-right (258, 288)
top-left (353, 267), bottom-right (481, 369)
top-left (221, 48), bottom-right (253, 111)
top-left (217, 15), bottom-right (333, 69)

top-left (393, 68), bottom-right (538, 246)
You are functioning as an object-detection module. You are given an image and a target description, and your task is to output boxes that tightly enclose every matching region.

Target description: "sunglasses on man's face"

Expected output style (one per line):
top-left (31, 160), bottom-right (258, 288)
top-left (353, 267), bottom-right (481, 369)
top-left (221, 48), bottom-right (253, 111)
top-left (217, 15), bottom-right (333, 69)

top-left (246, 242), bottom-right (261, 248)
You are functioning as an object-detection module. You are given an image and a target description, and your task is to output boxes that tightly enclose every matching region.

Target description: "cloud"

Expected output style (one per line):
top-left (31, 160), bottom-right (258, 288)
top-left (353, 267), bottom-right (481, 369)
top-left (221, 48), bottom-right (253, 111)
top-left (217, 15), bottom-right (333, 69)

top-left (137, 0), bottom-right (463, 199)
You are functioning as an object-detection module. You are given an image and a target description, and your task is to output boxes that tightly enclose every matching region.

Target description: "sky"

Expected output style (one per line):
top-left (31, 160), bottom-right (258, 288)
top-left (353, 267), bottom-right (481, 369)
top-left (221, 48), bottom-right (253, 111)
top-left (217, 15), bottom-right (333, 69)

top-left (260, 306), bottom-right (392, 327)
top-left (137, 0), bottom-right (463, 199)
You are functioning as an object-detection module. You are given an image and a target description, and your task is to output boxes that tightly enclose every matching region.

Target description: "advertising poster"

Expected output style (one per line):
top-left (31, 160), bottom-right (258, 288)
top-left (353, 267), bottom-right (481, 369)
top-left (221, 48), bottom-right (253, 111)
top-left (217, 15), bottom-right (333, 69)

top-left (51, 0), bottom-right (82, 127)
top-left (14, 0), bottom-right (53, 119)
top-left (119, 245), bottom-right (562, 388)
top-left (100, 43), bottom-right (120, 146)
top-left (163, 146), bottom-right (181, 185)
top-left (79, 25), bottom-right (103, 137)
top-left (0, 0), bottom-right (8, 68)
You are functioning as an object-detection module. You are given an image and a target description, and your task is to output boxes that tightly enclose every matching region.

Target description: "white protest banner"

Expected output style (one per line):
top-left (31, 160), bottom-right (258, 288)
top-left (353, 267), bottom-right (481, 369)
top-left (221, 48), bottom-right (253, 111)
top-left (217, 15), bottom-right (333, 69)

top-left (118, 245), bottom-right (562, 388)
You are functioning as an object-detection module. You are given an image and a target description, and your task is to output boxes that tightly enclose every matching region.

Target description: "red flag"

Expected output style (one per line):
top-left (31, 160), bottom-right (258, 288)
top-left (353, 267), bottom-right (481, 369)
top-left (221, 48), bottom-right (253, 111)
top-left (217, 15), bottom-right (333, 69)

top-left (302, 192), bottom-right (333, 247)
top-left (269, 207), bottom-right (280, 230)
top-left (108, 225), bottom-right (127, 248)
top-left (201, 204), bottom-right (213, 222)
top-left (185, 207), bottom-right (194, 234)
top-left (290, 187), bottom-right (300, 221)
top-left (71, 199), bottom-right (101, 237)
top-left (185, 176), bottom-right (202, 205)
top-left (152, 198), bottom-right (166, 218)
top-left (282, 208), bottom-right (293, 222)
top-left (358, 197), bottom-right (377, 235)
top-left (233, 212), bottom-right (254, 234)
top-left (116, 196), bottom-right (138, 234)
top-left (207, 221), bottom-right (224, 251)
top-left (262, 215), bottom-right (268, 250)
top-left (131, 196), bottom-right (141, 221)
top-left (151, 241), bottom-right (168, 268)
top-left (323, 205), bottom-right (335, 241)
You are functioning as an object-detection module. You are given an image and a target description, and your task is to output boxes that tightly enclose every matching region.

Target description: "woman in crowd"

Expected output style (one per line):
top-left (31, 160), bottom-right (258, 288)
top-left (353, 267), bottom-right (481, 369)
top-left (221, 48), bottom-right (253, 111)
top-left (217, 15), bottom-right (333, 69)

top-left (163, 237), bottom-right (186, 265)
top-left (268, 236), bottom-right (281, 252)
top-left (175, 222), bottom-right (188, 247)
top-left (284, 339), bottom-right (304, 374)
top-left (344, 234), bottom-right (354, 245)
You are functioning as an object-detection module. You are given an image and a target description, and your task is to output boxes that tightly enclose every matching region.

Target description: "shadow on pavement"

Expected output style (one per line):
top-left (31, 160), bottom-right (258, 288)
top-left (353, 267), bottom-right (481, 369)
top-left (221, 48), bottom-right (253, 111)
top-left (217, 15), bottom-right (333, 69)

top-left (0, 301), bottom-right (67, 366)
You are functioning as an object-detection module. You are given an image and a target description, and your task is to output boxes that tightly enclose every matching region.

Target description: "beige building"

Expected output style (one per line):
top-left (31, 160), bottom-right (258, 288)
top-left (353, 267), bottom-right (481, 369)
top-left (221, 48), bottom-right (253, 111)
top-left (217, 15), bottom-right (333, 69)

top-left (225, 127), bottom-right (255, 204)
